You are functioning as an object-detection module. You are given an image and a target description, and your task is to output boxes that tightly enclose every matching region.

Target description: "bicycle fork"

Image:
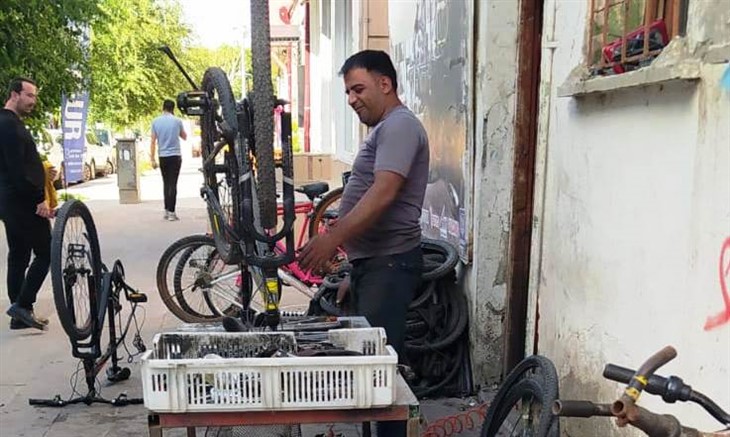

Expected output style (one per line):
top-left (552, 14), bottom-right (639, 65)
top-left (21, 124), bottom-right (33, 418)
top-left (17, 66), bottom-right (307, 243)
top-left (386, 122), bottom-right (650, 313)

top-left (261, 267), bottom-right (281, 329)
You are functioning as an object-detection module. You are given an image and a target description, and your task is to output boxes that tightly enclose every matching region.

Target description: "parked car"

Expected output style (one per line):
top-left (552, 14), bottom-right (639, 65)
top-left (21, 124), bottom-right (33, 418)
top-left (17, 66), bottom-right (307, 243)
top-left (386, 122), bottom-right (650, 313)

top-left (37, 128), bottom-right (117, 188)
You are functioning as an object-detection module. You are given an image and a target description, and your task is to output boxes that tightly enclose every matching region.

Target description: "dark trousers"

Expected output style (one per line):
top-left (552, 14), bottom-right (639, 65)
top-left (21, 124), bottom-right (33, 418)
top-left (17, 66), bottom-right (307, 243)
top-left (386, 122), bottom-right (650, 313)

top-left (350, 245), bottom-right (423, 437)
top-left (1, 207), bottom-right (51, 309)
top-left (159, 155), bottom-right (182, 212)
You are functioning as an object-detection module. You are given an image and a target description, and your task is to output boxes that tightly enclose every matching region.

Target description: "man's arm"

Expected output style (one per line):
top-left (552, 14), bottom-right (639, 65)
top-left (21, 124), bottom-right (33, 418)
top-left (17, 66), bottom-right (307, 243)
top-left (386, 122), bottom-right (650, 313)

top-left (298, 170), bottom-right (404, 271)
top-left (149, 132), bottom-right (157, 162)
top-left (328, 170), bottom-right (404, 246)
top-left (179, 120), bottom-right (187, 141)
top-left (0, 119), bottom-right (45, 205)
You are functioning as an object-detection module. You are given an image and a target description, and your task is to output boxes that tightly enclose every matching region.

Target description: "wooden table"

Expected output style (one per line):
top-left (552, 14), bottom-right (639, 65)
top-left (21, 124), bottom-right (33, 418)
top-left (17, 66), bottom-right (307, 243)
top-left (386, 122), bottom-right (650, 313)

top-left (148, 374), bottom-right (420, 436)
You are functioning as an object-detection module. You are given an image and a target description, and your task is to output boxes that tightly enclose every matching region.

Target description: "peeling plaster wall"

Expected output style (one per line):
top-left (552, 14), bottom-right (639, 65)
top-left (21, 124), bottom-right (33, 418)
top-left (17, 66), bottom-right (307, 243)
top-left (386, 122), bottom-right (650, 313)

top-left (532, 1), bottom-right (730, 435)
top-left (466, 0), bottom-right (520, 385)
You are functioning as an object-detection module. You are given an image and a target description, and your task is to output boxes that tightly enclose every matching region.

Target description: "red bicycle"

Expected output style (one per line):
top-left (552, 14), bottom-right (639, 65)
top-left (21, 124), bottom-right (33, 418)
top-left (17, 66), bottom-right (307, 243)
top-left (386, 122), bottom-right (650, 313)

top-left (155, 181), bottom-right (345, 324)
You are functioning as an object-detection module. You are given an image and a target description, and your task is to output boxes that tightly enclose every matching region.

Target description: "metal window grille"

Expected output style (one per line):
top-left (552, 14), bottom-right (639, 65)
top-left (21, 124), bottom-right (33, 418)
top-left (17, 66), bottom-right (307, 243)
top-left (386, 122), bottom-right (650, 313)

top-left (588, 0), bottom-right (687, 73)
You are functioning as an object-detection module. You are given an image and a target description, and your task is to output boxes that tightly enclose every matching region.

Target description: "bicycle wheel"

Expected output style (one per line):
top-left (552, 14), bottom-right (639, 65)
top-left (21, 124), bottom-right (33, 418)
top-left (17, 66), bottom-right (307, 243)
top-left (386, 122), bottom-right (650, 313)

top-left (250, 0), bottom-right (277, 229)
top-left (51, 199), bottom-right (102, 342)
top-left (200, 67), bottom-right (241, 264)
top-left (481, 355), bottom-right (560, 437)
top-left (156, 235), bottom-right (255, 323)
top-left (481, 377), bottom-right (554, 437)
top-left (308, 187), bottom-right (343, 238)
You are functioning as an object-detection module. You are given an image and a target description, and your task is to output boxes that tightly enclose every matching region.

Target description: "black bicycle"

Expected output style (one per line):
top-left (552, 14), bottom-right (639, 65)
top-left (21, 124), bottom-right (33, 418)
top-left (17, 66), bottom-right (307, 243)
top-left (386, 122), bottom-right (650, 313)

top-left (30, 199), bottom-right (147, 407)
top-left (158, 0), bottom-right (297, 332)
top-left (481, 347), bottom-right (730, 436)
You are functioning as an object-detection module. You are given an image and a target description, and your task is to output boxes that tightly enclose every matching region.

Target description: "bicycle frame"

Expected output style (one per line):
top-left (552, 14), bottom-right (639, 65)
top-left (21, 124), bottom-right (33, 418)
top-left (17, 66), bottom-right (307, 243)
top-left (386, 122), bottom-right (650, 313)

top-left (554, 346), bottom-right (730, 437)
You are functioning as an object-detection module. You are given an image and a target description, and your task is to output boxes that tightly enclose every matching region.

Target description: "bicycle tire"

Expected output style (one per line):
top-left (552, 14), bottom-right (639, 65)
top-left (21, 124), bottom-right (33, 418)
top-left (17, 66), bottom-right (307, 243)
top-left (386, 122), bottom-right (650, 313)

top-left (481, 355), bottom-right (560, 437)
top-left (51, 199), bottom-right (102, 342)
top-left (308, 187), bottom-right (344, 238)
top-left (405, 283), bottom-right (468, 352)
top-left (250, 0), bottom-right (277, 229)
top-left (481, 377), bottom-right (555, 437)
top-left (201, 67), bottom-right (241, 264)
top-left (156, 235), bottom-right (242, 323)
top-left (421, 238), bottom-right (459, 281)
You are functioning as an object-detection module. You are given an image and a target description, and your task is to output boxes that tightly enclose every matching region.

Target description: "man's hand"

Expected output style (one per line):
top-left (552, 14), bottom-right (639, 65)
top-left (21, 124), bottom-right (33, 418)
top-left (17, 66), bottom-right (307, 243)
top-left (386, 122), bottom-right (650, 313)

top-left (298, 234), bottom-right (340, 273)
top-left (36, 200), bottom-right (54, 218)
top-left (150, 156), bottom-right (158, 169)
top-left (48, 166), bottom-right (59, 181)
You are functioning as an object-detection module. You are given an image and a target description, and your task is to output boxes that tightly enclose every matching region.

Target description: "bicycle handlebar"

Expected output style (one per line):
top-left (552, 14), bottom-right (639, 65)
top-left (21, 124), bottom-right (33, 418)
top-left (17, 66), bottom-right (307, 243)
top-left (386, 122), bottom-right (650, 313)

top-left (604, 363), bottom-right (730, 426)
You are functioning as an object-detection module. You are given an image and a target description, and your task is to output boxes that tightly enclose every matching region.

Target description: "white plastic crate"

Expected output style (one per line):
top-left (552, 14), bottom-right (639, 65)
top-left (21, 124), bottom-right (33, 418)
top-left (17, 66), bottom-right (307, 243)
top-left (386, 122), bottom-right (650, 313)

top-left (141, 328), bottom-right (397, 413)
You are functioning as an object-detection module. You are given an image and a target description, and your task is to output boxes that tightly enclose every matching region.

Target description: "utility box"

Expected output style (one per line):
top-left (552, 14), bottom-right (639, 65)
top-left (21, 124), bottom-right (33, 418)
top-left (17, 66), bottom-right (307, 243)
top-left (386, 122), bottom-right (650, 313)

top-left (116, 139), bottom-right (140, 204)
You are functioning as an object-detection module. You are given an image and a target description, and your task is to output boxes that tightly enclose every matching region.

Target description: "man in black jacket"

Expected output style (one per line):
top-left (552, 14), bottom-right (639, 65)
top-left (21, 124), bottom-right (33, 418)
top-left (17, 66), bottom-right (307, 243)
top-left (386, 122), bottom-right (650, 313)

top-left (0, 77), bottom-right (53, 331)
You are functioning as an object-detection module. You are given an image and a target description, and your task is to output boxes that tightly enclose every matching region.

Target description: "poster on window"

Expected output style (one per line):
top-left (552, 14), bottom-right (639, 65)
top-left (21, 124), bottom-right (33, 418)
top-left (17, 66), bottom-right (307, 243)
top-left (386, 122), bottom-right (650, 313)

top-left (389, 0), bottom-right (471, 261)
top-left (61, 92), bottom-right (90, 183)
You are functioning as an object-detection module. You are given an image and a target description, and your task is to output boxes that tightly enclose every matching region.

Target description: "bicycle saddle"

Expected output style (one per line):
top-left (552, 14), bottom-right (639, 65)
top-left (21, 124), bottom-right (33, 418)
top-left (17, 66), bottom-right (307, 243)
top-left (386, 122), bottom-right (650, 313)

top-left (296, 182), bottom-right (330, 201)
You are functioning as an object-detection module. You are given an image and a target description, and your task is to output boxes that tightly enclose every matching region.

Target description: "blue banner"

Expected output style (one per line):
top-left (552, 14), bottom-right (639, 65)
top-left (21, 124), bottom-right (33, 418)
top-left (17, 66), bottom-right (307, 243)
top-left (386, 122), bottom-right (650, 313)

top-left (61, 93), bottom-right (90, 183)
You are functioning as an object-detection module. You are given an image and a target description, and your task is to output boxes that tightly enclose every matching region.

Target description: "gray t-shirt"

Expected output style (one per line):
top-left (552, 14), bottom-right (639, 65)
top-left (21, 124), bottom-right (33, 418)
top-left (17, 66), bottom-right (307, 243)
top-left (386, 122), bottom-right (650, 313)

top-left (151, 113), bottom-right (184, 157)
top-left (339, 105), bottom-right (429, 260)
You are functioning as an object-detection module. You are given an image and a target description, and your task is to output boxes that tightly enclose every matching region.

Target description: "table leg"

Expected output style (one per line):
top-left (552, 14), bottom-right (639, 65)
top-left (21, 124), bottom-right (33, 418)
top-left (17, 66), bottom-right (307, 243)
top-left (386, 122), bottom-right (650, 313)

top-left (407, 416), bottom-right (420, 437)
top-left (148, 414), bottom-right (163, 437)
top-left (187, 427), bottom-right (196, 437)
top-left (362, 421), bottom-right (371, 437)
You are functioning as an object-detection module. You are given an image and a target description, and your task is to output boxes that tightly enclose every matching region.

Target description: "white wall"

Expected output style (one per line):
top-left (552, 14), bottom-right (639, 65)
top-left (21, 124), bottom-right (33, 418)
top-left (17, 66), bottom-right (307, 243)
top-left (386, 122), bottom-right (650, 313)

top-left (531, 1), bottom-right (730, 434)
top-left (308, 0), bottom-right (360, 159)
top-left (308, 0), bottom-right (333, 154)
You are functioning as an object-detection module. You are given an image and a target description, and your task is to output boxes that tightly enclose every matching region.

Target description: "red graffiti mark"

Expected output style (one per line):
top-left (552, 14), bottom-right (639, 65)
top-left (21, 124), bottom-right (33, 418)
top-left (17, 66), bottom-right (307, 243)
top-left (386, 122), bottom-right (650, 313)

top-left (704, 237), bottom-right (730, 331)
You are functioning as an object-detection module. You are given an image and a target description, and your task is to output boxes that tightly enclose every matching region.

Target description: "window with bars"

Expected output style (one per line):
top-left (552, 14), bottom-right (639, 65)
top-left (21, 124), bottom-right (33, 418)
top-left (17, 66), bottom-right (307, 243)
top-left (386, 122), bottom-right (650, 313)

top-left (588, 0), bottom-right (689, 76)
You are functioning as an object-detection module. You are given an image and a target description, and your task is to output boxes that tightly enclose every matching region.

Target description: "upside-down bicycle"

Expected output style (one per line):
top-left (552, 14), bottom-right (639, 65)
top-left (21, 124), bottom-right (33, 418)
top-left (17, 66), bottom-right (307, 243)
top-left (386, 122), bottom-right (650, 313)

top-left (30, 199), bottom-right (148, 407)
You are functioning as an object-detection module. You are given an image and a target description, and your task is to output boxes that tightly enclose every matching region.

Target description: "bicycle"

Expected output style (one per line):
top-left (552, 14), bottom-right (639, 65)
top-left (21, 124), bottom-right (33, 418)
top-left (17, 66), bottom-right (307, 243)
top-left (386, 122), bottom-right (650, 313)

top-left (30, 199), bottom-right (148, 407)
top-left (159, 0), bottom-right (326, 330)
top-left (481, 346), bottom-right (730, 436)
top-left (156, 182), bottom-right (347, 324)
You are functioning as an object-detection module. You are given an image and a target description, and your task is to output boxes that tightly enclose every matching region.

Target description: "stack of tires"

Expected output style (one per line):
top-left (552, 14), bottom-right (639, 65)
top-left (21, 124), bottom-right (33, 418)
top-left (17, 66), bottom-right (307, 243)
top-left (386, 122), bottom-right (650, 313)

top-left (309, 238), bottom-right (471, 398)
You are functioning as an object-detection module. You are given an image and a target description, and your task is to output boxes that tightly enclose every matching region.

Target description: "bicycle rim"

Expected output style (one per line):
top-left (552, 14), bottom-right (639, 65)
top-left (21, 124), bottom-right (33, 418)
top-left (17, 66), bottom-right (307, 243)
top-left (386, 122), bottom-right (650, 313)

top-left (308, 187), bottom-right (343, 238)
top-left (51, 199), bottom-right (101, 341)
top-left (201, 67), bottom-right (241, 264)
top-left (157, 235), bottom-right (236, 323)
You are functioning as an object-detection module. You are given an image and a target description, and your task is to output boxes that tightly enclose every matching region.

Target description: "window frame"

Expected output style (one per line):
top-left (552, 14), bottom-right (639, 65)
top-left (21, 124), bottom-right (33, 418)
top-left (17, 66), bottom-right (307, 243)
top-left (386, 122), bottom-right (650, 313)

top-left (587, 0), bottom-right (687, 73)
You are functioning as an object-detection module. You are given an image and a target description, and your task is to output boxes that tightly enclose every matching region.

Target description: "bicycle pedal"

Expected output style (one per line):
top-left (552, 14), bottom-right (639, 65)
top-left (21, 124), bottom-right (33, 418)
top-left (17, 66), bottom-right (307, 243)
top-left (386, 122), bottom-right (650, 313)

top-left (128, 292), bottom-right (147, 303)
top-left (133, 333), bottom-right (147, 353)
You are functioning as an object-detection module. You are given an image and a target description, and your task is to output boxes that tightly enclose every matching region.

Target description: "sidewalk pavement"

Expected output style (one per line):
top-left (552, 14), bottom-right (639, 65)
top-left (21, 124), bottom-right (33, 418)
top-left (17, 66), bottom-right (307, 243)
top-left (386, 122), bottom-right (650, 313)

top-left (0, 159), bottom-right (486, 436)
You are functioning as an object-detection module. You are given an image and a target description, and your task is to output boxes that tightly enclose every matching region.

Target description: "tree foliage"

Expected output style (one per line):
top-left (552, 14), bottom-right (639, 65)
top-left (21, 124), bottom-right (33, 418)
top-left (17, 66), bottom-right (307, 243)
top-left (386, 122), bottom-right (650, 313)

top-left (1, 0), bottom-right (275, 131)
top-left (87, 0), bottom-right (191, 128)
top-left (0, 0), bottom-right (101, 127)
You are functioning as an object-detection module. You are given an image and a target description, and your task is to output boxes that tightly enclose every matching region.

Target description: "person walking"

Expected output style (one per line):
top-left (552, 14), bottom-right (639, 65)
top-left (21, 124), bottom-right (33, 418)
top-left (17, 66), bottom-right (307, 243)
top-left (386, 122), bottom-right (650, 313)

top-left (150, 99), bottom-right (186, 221)
top-left (298, 50), bottom-right (430, 437)
top-left (0, 77), bottom-right (54, 331)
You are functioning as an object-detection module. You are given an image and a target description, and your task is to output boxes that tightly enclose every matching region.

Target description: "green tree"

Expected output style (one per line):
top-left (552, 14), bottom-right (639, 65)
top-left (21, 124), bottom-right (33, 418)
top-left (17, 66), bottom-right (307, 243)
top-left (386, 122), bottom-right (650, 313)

top-left (87, 0), bottom-right (191, 128)
top-left (0, 0), bottom-right (101, 127)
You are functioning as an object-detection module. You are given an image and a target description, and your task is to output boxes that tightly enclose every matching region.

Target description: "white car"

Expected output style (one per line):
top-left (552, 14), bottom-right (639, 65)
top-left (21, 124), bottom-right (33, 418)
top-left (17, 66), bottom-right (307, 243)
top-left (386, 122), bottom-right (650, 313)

top-left (37, 128), bottom-right (116, 188)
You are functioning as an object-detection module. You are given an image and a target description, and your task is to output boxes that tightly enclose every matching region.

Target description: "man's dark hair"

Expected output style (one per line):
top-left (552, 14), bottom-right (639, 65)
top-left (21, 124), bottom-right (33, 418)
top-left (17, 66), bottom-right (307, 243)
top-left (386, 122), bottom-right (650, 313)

top-left (339, 50), bottom-right (398, 92)
top-left (7, 77), bottom-right (36, 100)
top-left (162, 99), bottom-right (175, 112)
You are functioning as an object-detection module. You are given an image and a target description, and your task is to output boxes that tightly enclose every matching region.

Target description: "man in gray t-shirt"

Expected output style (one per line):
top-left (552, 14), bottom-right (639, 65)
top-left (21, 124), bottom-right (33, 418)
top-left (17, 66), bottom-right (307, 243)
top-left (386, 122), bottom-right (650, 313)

top-left (299, 51), bottom-right (428, 436)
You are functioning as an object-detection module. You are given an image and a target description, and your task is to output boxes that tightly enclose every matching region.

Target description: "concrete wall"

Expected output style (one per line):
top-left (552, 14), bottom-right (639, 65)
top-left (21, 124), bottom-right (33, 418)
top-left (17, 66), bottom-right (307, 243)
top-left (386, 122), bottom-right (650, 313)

top-left (466, 0), bottom-right (521, 385)
top-left (530, 1), bottom-right (730, 434)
